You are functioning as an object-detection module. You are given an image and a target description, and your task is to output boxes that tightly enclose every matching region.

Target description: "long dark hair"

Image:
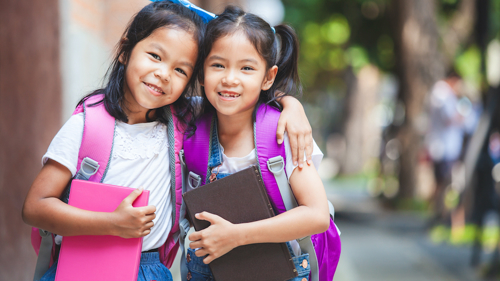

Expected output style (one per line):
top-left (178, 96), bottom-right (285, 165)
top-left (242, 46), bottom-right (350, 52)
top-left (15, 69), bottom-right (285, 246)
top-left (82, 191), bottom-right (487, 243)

top-left (79, 1), bottom-right (205, 127)
top-left (196, 5), bottom-right (302, 120)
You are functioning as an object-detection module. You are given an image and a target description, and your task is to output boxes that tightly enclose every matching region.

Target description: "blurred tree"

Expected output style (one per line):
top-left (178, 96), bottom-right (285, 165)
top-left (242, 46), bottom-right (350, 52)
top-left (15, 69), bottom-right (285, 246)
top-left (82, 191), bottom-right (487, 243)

top-left (390, 0), bottom-right (444, 199)
top-left (281, 0), bottom-right (482, 200)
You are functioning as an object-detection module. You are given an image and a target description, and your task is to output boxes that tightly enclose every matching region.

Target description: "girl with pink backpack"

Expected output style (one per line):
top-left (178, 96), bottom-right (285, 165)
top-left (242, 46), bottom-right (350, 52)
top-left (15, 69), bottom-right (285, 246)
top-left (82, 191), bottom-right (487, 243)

top-left (22, 1), bottom-right (313, 280)
top-left (181, 5), bottom-right (341, 281)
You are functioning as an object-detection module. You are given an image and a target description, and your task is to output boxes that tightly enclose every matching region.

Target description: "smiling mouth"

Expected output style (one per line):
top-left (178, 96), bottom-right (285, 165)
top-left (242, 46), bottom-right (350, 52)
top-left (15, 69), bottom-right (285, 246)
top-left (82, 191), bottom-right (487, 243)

top-left (218, 92), bottom-right (241, 98)
top-left (144, 82), bottom-right (164, 95)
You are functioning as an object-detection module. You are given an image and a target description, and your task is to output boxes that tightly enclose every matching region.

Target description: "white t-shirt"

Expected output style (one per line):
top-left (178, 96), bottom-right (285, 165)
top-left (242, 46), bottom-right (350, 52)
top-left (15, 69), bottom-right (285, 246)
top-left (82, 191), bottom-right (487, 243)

top-left (218, 133), bottom-right (324, 256)
top-left (42, 113), bottom-right (172, 251)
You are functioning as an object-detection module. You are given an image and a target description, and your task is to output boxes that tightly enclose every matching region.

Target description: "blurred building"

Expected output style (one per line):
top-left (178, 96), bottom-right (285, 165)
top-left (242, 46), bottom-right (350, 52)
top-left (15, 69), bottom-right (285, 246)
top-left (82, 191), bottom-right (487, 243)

top-left (0, 0), bottom-right (282, 279)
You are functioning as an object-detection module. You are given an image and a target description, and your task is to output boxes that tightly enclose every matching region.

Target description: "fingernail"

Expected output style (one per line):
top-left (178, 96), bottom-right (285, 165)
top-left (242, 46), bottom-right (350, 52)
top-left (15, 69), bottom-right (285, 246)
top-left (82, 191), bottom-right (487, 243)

top-left (299, 163), bottom-right (303, 168)
top-left (278, 139), bottom-right (283, 144)
top-left (307, 160), bottom-right (312, 165)
top-left (294, 161), bottom-right (298, 166)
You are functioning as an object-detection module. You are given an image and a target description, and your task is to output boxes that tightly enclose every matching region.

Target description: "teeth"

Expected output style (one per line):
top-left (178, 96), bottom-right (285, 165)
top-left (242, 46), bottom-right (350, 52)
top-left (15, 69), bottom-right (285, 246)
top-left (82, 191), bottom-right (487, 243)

top-left (146, 83), bottom-right (163, 94)
top-left (219, 92), bottom-right (240, 97)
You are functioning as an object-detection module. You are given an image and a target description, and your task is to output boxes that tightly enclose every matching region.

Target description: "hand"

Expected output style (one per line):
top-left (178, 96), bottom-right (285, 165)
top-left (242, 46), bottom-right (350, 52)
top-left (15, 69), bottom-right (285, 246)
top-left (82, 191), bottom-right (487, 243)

top-left (277, 96), bottom-right (313, 168)
top-left (188, 212), bottom-right (240, 264)
top-left (111, 187), bottom-right (156, 238)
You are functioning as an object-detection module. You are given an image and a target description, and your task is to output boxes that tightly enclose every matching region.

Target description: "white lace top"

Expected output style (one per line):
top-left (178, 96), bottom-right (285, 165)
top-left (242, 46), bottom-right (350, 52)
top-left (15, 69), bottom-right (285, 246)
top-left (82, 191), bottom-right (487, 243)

top-left (42, 113), bottom-right (172, 251)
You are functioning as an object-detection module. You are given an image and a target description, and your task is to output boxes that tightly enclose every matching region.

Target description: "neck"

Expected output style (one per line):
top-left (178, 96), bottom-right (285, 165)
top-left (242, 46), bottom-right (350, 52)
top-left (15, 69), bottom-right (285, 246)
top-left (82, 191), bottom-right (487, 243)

top-left (216, 107), bottom-right (255, 157)
top-left (122, 98), bottom-right (156, 125)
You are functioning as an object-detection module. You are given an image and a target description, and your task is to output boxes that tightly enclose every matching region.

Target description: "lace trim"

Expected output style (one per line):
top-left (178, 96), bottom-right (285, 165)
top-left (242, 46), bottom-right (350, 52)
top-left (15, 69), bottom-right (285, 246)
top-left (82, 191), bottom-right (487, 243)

top-left (112, 123), bottom-right (168, 160)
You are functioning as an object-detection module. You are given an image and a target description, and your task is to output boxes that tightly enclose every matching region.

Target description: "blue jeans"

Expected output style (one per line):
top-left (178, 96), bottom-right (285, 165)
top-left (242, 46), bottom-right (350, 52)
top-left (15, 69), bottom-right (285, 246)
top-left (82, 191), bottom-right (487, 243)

top-left (184, 243), bottom-right (310, 281)
top-left (39, 251), bottom-right (173, 281)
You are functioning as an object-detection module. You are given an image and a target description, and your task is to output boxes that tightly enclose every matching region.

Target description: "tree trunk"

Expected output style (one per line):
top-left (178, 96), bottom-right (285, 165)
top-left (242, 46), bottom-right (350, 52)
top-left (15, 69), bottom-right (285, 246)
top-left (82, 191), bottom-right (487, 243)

top-left (391, 0), bottom-right (445, 198)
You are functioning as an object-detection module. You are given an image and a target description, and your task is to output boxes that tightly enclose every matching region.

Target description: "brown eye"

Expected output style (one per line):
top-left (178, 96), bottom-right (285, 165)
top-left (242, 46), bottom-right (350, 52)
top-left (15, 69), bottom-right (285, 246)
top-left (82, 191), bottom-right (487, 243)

top-left (149, 53), bottom-right (161, 60)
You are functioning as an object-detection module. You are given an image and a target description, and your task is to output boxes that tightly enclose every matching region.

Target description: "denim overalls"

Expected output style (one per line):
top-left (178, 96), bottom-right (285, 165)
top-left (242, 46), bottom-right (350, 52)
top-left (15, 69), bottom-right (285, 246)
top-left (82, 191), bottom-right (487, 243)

top-left (184, 123), bottom-right (311, 281)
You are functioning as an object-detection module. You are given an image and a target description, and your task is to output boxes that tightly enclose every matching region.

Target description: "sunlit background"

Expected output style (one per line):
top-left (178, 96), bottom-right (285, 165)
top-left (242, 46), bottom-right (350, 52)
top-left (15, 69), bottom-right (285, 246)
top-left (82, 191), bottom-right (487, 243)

top-left (2, 0), bottom-right (500, 280)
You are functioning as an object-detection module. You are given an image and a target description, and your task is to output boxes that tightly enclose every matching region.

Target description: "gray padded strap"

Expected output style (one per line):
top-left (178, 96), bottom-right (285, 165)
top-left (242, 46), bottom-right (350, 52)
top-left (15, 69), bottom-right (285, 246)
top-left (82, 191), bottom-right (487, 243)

top-left (179, 150), bottom-right (191, 281)
top-left (33, 229), bottom-right (53, 281)
top-left (267, 156), bottom-right (298, 210)
top-left (267, 156), bottom-right (319, 281)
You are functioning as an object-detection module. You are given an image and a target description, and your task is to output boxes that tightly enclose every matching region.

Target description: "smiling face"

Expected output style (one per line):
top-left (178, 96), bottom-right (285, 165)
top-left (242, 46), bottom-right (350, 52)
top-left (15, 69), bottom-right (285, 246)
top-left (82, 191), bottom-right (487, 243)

top-left (202, 31), bottom-right (277, 119)
top-left (121, 26), bottom-right (198, 123)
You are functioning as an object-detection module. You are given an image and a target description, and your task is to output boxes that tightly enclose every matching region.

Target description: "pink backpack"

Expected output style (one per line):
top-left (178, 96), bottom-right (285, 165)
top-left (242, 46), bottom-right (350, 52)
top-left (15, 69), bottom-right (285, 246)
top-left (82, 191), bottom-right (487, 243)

top-left (31, 94), bottom-right (185, 279)
top-left (182, 104), bottom-right (341, 281)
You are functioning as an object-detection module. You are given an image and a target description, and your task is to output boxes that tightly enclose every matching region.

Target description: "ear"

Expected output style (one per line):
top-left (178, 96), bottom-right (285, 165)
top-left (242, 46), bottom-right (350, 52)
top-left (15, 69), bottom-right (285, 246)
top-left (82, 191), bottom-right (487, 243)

top-left (118, 37), bottom-right (129, 64)
top-left (261, 65), bottom-right (278, 91)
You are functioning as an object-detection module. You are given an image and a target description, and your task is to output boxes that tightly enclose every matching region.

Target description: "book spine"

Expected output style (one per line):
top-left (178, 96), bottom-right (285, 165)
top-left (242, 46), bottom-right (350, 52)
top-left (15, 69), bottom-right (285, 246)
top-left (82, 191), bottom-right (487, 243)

top-left (253, 166), bottom-right (276, 217)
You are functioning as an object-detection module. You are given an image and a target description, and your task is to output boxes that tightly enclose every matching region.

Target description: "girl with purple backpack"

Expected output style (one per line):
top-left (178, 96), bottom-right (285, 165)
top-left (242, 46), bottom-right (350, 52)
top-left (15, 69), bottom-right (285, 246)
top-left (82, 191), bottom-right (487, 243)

top-left (22, 1), bottom-right (313, 280)
top-left (182, 5), bottom-right (341, 281)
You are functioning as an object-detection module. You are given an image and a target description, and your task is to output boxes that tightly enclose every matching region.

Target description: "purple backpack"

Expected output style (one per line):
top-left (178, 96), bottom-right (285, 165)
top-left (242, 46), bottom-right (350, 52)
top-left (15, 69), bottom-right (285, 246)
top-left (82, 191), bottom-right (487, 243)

top-left (183, 104), bottom-right (341, 281)
top-left (31, 94), bottom-right (185, 279)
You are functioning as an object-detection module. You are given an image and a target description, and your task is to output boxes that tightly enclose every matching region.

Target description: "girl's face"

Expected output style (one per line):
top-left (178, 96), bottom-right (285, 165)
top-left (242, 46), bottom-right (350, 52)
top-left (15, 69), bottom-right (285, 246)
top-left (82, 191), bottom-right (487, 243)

top-left (121, 26), bottom-right (198, 123)
top-left (202, 31), bottom-right (277, 118)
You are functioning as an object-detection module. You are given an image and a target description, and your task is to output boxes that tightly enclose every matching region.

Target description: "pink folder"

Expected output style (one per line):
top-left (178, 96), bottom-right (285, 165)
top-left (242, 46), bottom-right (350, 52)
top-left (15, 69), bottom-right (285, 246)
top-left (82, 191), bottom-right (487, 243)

top-left (55, 179), bottom-right (150, 281)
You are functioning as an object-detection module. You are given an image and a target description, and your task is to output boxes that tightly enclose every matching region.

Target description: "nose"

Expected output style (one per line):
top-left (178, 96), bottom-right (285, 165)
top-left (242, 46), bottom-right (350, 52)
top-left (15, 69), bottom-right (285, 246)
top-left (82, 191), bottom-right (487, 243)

top-left (155, 66), bottom-right (171, 83)
top-left (222, 69), bottom-right (239, 86)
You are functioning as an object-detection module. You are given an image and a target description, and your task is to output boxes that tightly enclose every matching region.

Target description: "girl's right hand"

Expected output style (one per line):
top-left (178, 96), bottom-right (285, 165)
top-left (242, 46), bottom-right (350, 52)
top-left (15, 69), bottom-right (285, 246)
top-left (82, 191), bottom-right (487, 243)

top-left (111, 187), bottom-right (156, 238)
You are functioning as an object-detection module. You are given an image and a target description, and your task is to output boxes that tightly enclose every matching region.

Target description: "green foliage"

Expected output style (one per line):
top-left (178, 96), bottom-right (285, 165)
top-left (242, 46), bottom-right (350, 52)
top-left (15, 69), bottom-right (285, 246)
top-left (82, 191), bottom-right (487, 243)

top-left (455, 45), bottom-right (482, 87)
top-left (282, 0), bottom-right (395, 96)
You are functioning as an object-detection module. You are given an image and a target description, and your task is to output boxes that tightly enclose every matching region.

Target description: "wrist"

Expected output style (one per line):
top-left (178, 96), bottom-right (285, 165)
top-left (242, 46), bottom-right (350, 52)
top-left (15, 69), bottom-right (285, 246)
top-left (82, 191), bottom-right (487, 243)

top-left (278, 95), bottom-right (300, 108)
top-left (233, 223), bottom-right (249, 247)
top-left (103, 212), bottom-right (118, 236)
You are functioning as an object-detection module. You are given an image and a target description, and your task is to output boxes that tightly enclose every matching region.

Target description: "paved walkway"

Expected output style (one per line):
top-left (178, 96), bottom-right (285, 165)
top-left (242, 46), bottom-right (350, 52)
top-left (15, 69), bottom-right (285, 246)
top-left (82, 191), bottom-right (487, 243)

top-left (333, 213), bottom-right (480, 281)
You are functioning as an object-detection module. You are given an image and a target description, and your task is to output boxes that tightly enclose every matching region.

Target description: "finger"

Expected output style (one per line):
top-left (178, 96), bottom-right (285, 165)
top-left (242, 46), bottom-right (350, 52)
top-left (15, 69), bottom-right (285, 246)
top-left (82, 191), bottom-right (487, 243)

top-left (189, 231), bottom-right (202, 243)
top-left (144, 221), bottom-right (154, 230)
top-left (140, 205), bottom-right (156, 215)
top-left (203, 255), bottom-right (215, 264)
top-left (289, 134), bottom-right (299, 166)
top-left (122, 186), bottom-right (143, 205)
top-left (141, 229), bottom-right (151, 237)
top-left (297, 134), bottom-right (305, 168)
top-left (305, 133), bottom-right (313, 165)
top-left (195, 212), bottom-right (220, 224)
top-left (189, 240), bottom-right (203, 249)
top-left (276, 120), bottom-right (286, 145)
top-left (194, 248), bottom-right (209, 257)
top-left (144, 213), bottom-right (156, 223)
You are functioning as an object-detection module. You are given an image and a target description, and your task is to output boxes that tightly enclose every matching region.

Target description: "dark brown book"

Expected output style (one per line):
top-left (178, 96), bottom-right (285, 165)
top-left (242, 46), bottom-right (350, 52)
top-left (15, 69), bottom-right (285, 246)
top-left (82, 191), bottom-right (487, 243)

top-left (182, 166), bottom-right (298, 281)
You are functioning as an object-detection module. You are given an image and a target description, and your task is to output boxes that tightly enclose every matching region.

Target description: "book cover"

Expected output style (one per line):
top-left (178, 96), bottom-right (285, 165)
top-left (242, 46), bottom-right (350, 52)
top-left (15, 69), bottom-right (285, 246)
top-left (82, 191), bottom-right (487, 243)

top-left (183, 166), bottom-right (297, 281)
top-left (55, 180), bottom-right (149, 281)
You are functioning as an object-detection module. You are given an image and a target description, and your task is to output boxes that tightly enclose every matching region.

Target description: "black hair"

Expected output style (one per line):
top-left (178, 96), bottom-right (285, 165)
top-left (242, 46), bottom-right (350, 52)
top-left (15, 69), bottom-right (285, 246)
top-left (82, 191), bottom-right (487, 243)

top-left (195, 5), bottom-right (302, 119)
top-left (79, 1), bottom-right (205, 128)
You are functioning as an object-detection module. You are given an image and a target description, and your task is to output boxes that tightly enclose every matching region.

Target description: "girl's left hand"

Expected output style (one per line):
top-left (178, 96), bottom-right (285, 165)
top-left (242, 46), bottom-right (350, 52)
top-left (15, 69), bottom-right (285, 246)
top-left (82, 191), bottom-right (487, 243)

top-left (277, 96), bottom-right (313, 168)
top-left (188, 212), bottom-right (240, 264)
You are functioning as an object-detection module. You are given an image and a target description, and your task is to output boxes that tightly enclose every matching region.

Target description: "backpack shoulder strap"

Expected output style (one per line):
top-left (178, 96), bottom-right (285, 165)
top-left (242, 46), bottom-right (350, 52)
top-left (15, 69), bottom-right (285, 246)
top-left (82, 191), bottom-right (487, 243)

top-left (254, 104), bottom-right (288, 214)
top-left (32, 94), bottom-right (115, 281)
top-left (76, 94), bottom-right (116, 182)
top-left (183, 111), bottom-right (212, 186)
top-left (255, 104), bottom-right (322, 281)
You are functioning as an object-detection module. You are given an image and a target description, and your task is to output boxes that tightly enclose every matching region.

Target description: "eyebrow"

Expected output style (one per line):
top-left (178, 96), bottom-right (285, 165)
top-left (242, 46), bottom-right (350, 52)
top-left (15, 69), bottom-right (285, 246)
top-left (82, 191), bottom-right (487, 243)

top-left (150, 43), bottom-right (194, 70)
top-left (207, 55), bottom-right (259, 65)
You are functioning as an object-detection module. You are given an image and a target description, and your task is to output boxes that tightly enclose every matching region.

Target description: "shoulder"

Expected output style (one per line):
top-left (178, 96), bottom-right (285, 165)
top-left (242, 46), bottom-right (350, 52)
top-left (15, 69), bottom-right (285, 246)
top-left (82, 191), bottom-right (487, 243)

top-left (283, 132), bottom-right (323, 180)
top-left (42, 113), bottom-right (84, 176)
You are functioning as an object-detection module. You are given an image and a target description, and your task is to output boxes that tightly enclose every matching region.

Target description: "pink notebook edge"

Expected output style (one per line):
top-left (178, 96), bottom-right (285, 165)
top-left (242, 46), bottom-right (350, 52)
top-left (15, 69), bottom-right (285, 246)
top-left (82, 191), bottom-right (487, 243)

top-left (55, 180), bottom-right (150, 281)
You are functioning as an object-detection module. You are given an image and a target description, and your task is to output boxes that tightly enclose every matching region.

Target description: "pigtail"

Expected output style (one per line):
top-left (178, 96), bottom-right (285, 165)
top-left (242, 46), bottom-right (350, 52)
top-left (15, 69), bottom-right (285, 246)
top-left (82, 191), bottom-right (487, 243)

top-left (271, 25), bottom-right (302, 99)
